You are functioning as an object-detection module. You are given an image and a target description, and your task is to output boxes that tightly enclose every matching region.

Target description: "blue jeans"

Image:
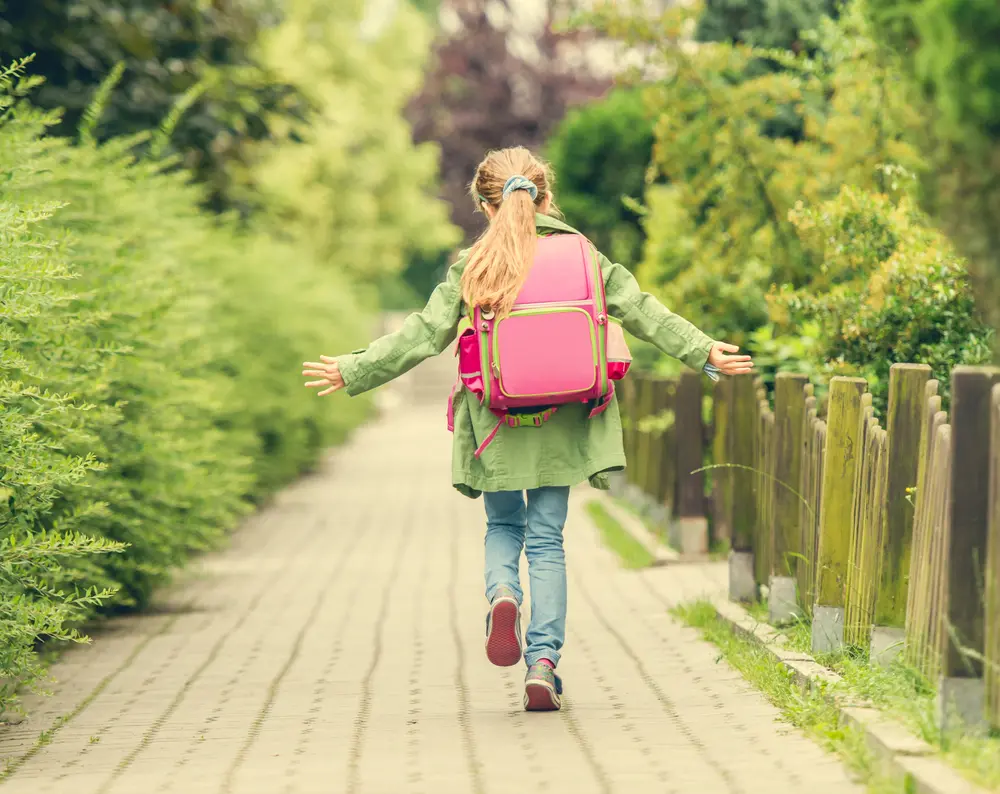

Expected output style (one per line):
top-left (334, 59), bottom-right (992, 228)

top-left (483, 486), bottom-right (569, 667)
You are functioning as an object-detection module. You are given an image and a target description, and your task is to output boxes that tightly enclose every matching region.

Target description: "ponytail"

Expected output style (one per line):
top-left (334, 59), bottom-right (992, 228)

top-left (462, 190), bottom-right (538, 317)
top-left (462, 148), bottom-right (554, 317)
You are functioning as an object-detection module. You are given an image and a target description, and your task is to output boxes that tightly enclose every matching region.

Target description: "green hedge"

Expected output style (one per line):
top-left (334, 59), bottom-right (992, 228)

top-left (762, 187), bottom-right (993, 410)
top-left (0, 63), bottom-right (372, 712)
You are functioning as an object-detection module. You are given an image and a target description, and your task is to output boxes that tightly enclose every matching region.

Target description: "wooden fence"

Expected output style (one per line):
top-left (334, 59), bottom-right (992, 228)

top-left (618, 364), bottom-right (1000, 731)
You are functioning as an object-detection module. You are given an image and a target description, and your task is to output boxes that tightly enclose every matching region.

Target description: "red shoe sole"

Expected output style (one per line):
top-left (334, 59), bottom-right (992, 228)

top-left (524, 681), bottom-right (561, 711)
top-left (485, 599), bottom-right (521, 667)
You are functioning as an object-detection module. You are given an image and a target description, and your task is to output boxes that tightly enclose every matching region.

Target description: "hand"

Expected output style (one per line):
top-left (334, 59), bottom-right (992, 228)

top-left (708, 342), bottom-right (754, 376)
top-left (302, 356), bottom-right (345, 396)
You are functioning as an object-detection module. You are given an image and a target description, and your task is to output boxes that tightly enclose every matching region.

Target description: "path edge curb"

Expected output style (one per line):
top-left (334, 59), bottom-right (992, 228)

top-left (709, 598), bottom-right (991, 794)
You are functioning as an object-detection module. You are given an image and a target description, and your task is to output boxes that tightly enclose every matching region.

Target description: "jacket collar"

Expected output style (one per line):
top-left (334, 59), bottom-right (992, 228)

top-left (535, 213), bottom-right (581, 235)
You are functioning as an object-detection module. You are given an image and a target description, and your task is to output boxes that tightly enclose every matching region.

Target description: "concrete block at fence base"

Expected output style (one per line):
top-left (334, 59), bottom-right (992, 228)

top-left (811, 606), bottom-right (844, 654)
top-left (728, 551), bottom-right (757, 602)
top-left (937, 677), bottom-right (987, 735)
top-left (624, 484), bottom-right (646, 510)
top-left (607, 472), bottom-right (627, 498)
top-left (767, 576), bottom-right (799, 624)
top-left (870, 627), bottom-right (906, 668)
top-left (677, 517), bottom-right (708, 556)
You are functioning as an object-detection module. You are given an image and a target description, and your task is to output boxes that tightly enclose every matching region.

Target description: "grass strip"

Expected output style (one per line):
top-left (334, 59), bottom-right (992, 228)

top-left (765, 607), bottom-right (1000, 791)
top-left (673, 601), bottom-right (905, 794)
top-left (585, 500), bottom-right (655, 569)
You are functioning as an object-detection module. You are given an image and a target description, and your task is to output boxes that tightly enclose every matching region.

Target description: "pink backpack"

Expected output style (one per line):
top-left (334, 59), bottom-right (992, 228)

top-left (447, 233), bottom-right (631, 457)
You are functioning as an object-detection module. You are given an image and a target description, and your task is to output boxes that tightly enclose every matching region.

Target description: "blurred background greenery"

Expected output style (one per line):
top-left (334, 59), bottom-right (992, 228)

top-left (0, 0), bottom-right (997, 712)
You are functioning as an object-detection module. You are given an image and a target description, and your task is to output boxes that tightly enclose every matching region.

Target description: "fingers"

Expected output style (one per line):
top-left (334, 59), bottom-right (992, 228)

top-left (317, 384), bottom-right (342, 397)
top-left (320, 355), bottom-right (337, 364)
top-left (303, 362), bottom-right (327, 370)
top-left (304, 379), bottom-right (331, 388)
top-left (714, 342), bottom-right (740, 354)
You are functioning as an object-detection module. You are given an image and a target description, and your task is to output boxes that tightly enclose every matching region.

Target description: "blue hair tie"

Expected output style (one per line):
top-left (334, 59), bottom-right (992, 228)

top-left (502, 175), bottom-right (538, 202)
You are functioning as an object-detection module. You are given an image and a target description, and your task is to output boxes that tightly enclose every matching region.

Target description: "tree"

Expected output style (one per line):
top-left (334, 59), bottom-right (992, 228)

top-left (866, 0), bottom-right (1000, 352)
top-left (245, 0), bottom-right (459, 284)
top-left (407, 0), bottom-right (610, 244)
top-left (0, 0), bottom-right (291, 211)
top-left (546, 88), bottom-right (655, 267)
top-left (697, 0), bottom-right (840, 50)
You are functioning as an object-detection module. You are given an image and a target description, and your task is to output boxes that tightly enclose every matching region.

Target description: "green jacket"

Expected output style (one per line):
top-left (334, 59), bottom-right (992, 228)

top-left (338, 214), bottom-right (716, 498)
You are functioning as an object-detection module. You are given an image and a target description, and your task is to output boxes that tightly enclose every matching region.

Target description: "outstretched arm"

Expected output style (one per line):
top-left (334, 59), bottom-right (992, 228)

top-left (601, 254), bottom-right (752, 376)
top-left (303, 259), bottom-right (466, 397)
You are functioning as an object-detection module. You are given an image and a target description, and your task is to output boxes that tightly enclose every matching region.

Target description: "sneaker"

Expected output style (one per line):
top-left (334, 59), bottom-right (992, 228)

top-left (484, 586), bottom-right (522, 667)
top-left (523, 662), bottom-right (563, 711)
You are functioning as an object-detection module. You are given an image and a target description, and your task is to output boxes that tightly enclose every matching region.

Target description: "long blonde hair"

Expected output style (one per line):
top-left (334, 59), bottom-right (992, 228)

top-left (462, 147), bottom-right (556, 317)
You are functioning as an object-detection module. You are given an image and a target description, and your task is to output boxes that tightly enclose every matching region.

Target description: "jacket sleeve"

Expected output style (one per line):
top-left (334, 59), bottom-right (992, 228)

top-left (338, 260), bottom-right (465, 396)
top-left (600, 253), bottom-right (716, 372)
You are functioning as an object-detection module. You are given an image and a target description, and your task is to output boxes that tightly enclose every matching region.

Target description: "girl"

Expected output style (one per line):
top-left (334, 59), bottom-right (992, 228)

top-left (302, 147), bottom-right (752, 712)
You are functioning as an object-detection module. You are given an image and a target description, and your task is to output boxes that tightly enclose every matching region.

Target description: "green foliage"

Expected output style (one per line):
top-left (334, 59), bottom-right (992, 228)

top-left (546, 88), bottom-right (656, 268)
top-left (865, 0), bottom-right (1000, 354)
top-left (580, 1), bottom-right (992, 400)
top-left (0, 59), bottom-right (374, 713)
top-left (865, 0), bottom-right (1000, 138)
top-left (0, 0), bottom-right (291, 211)
top-left (246, 0), bottom-right (459, 284)
top-left (696, 0), bottom-right (840, 50)
top-left (631, 6), bottom-right (922, 347)
top-left (769, 187), bottom-right (994, 410)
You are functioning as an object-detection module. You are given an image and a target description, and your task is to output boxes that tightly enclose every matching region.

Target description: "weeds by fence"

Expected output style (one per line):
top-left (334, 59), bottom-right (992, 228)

top-left (620, 363), bottom-right (1000, 732)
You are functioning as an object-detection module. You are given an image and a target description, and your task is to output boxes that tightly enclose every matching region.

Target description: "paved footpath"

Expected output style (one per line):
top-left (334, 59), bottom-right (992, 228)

top-left (0, 352), bottom-right (862, 794)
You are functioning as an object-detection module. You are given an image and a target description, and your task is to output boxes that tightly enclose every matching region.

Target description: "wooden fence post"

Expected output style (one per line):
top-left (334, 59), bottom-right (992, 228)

top-left (754, 386), bottom-right (774, 587)
top-left (844, 399), bottom-right (889, 650)
top-left (812, 376), bottom-right (867, 653)
top-left (729, 373), bottom-right (758, 601)
top-left (905, 401), bottom-right (947, 679)
top-left (797, 387), bottom-right (824, 616)
top-left (871, 364), bottom-right (931, 664)
top-left (660, 379), bottom-right (678, 526)
top-left (904, 381), bottom-right (942, 673)
top-left (672, 370), bottom-right (708, 555)
top-left (616, 376), bottom-right (636, 497)
top-left (641, 377), bottom-right (661, 503)
top-left (633, 374), bottom-right (654, 501)
top-left (645, 377), bottom-right (673, 532)
top-left (711, 377), bottom-right (734, 549)
top-left (986, 384), bottom-right (1000, 730)
top-left (769, 373), bottom-right (809, 623)
top-left (939, 366), bottom-right (1000, 732)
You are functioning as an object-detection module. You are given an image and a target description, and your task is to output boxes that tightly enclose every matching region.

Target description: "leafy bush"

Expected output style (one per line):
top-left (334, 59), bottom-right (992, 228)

top-left (0, 60), bottom-right (380, 713)
top-left (546, 88), bottom-right (655, 268)
top-left (768, 187), bottom-right (994, 410)
top-left (624, 4), bottom-right (923, 349)
top-left (580, 1), bottom-right (991, 399)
